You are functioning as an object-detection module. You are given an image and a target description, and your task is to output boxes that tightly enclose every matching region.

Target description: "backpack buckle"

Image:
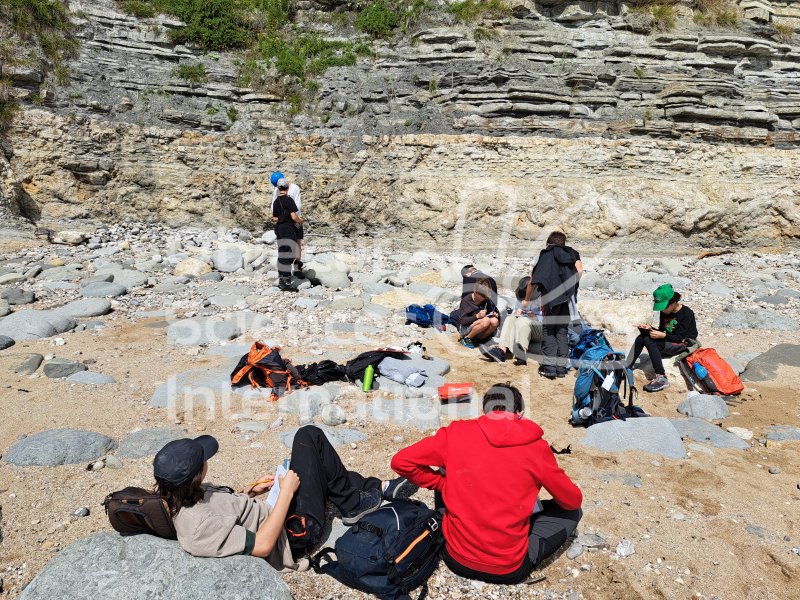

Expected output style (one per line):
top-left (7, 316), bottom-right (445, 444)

top-left (427, 518), bottom-right (439, 533)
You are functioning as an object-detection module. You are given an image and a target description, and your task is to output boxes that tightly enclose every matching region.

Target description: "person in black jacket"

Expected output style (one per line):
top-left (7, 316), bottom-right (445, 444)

top-left (272, 178), bottom-right (304, 292)
top-left (449, 266), bottom-right (500, 349)
top-left (520, 232), bottom-right (582, 379)
top-left (628, 283), bottom-right (698, 392)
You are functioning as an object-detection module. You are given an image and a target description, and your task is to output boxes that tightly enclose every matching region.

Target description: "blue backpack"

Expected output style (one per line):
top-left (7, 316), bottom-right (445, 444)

top-left (570, 330), bottom-right (645, 426)
top-left (312, 500), bottom-right (444, 600)
top-left (405, 304), bottom-right (450, 329)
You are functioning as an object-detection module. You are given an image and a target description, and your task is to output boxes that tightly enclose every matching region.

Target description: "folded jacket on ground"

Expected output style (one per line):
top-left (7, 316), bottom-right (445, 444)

top-left (378, 357), bottom-right (428, 387)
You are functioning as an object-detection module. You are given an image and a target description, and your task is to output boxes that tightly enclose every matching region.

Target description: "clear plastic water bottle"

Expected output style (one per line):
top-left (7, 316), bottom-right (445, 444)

top-left (579, 407), bottom-right (593, 420)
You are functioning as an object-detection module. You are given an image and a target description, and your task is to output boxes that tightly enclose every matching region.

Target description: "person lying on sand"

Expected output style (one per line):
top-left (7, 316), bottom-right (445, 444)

top-left (153, 426), bottom-right (417, 569)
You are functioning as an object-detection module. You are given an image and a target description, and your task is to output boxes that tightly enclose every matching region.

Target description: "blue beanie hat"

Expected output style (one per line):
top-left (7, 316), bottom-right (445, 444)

top-left (270, 171), bottom-right (284, 187)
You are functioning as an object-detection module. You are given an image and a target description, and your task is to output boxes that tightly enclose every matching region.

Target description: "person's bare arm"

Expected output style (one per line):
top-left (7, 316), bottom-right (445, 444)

top-left (290, 212), bottom-right (304, 225)
top-left (575, 259), bottom-right (583, 279)
top-left (250, 470), bottom-right (300, 558)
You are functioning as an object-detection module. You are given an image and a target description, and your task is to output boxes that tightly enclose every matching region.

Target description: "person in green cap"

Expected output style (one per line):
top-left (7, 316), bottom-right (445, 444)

top-left (627, 283), bottom-right (698, 392)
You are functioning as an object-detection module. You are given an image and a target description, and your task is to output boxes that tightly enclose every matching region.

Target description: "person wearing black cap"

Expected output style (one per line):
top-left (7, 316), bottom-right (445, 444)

top-left (391, 384), bottom-right (582, 584)
top-left (153, 426), bottom-right (417, 568)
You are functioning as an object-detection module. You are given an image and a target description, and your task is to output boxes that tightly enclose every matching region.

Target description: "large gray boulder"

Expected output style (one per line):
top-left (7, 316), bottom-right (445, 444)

top-left (166, 317), bottom-right (242, 346)
top-left (4, 429), bottom-right (116, 466)
top-left (44, 358), bottom-right (88, 379)
top-left (765, 425), bottom-right (800, 442)
top-left (277, 387), bottom-right (333, 419)
top-left (713, 308), bottom-right (796, 331)
top-left (118, 428), bottom-right (185, 458)
top-left (742, 344), bottom-right (800, 382)
top-left (669, 418), bottom-right (749, 449)
top-left (1, 287), bottom-right (35, 305)
top-left (579, 417), bottom-right (686, 459)
top-left (304, 260), bottom-right (351, 289)
top-left (677, 391), bottom-right (729, 420)
top-left (54, 298), bottom-right (112, 318)
top-left (0, 310), bottom-right (76, 340)
top-left (94, 267), bottom-right (148, 289)
top-left (65, 371), bottom-right (117, 385)
top-left (150, 368), bottom-right (232, 408)
top-left (212, 248), bottom-right (244, 272)
top-left (81, 281), bottom-right (127, 298)
top-left (18, 532), bottom-right (291, 600)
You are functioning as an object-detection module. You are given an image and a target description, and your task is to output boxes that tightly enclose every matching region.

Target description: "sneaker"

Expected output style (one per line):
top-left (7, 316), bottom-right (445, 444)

top-left (341, 488), bottom-right (383, 525)
top-left (643, 374), bottom-right (670, 392)
top-left (383, 477), bottom-right (419, 501)
top-left (538, 365), bottom-right (557, 379)
top-left (278, 278), bottom-right (297, 292)
top-left (459, 337), bottom-right (475, 349)
top-left (513, 358), bottom-right (527, 366)
top-left (555, 366), bottom-right (569, 378)
top-left (479, 345), bottom-right (506, 363)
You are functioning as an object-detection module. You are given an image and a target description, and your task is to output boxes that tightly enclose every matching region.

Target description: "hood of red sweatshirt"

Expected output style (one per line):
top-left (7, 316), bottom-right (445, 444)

top-left (477, 412), bottom-right (544, 448)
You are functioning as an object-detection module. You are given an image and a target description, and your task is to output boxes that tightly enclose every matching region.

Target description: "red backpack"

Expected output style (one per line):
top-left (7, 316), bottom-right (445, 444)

top-left (685, 348), bottom-right (744, 396)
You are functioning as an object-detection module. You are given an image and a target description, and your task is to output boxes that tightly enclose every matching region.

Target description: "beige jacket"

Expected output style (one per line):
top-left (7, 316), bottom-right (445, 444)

top-left (173, 484), bottom-right (307, 571)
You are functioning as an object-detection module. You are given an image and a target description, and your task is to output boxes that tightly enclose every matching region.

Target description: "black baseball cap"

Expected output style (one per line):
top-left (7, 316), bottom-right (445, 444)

top-left (153, 435), bottom-right (219, 485)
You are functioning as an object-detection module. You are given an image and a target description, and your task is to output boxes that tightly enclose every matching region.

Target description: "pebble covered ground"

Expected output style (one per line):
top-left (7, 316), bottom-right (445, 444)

top-left (0, 223), bottom-right (798, 599)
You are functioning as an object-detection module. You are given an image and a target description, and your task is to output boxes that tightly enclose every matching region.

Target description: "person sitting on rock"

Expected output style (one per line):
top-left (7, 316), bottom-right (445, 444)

top-left (153, 426), bottom-right (417, 569)
top-left (272, 178), bottom-right (304, 291)
top-left (391, 383), bottom-right (583, 584)
top-left (480, 276), bottom-right (543, 364)
top-left (521, 232), bottom-right (582, 379)
top-left (450, 275), bottom-right (500, 348)
top-left (627, 283), bottom-right (698, 392)
top-left (270, 171), bottom-right (304, 277)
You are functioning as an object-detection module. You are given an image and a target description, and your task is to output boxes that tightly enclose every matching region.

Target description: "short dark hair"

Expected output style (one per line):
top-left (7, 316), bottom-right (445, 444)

top-left (669, 292), bottom-right (682, 305)
top-left (474, 276), bottom-right (492, 298)
top-left (482, 383), bottom-right (524, 414)
top-left (546, 231), bottom-right (566, 246)
top-left (155, 469), bottom-right (205, 516)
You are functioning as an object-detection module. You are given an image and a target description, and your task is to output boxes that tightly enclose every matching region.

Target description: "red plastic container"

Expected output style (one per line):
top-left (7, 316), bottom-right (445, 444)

top-left (438, 383), bottom-right (474, 404)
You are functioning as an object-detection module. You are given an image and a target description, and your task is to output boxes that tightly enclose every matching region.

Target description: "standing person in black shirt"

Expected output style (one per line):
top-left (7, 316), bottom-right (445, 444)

top-left (521, 232), bottom-right (582, 379)
top-left (627, 283), bottom-right (698, 392)
top-left (272, 178), bottom-right (304, 292)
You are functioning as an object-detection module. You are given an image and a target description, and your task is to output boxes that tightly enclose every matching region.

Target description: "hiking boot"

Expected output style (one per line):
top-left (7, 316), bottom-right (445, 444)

top-left (293, 261), bottom-right (305, 278)
top-left (341, 488), bottom-right (383, 525)
top-left (458, 337), bottom-right (475, 349)
top-left (538, 365), bottom-right (557, 379)
top-left (278, 277), bottom-right (297, 292)
top-left (513, 358), bottom-right (527, 366)
top-left (479, 345), bottom-right (506, 363)
top-left (383, 477), bottom-right (419, 501)
top-left (643, 374), bottom-right (670, 392)
top-left (555, 366), bottom-right (569, 378)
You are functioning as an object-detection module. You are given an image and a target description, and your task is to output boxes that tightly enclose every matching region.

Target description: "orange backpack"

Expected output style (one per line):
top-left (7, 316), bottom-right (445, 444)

top-left (685, 348), bottom-right (744, 396)
top-left (230, 341), bottom-right (307, 400)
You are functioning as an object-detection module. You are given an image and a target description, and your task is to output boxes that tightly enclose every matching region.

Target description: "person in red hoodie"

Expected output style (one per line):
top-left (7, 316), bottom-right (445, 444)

top-left (391, 383), bottom-right (583, 583)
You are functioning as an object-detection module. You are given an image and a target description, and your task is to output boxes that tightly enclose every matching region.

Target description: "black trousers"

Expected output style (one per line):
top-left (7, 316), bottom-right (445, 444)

top-left (628, 335), bottom-right (686, 376)
top-left (437, 492), bottom-right (582, 584)
top-left (287, 426), bottom-right (380, 552)
top-left (541, 301), bottom-right (571, 367)
top-left (277, 237), bottom-right (297, 278)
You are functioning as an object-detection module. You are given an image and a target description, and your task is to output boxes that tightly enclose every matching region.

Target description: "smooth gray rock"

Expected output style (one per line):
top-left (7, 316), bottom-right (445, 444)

top-left (118, 428), bottom-right (185, 458)
top-left (278, 387), bottom-right (333, 419)
top-left (742, 344), bottom-right (800, 381)
top-left (81, 281), bottom-right (127, 298)
top-left (66, 371), bottom-right (116, 385)
top-left (0, 310), bottom-right (76, 340)
top-left (54, 298), bottom-right (112, 318)
top-left (609, 274), bottom-right (690, 294)
top-left (17, 532), bottom-right (291, 600)
top-left (36, 266), bottom-right (83, 282)
top-left (702, 281), bottom-right (733, 297)
top-left (212, 248), bottom-right (244, 272)
top-left (280, 425), bottom-right (366, 449)
top-left (669, 418), bottom-right (749, 449)
top-left (327, 296), bottom-right (364, 311)
top-left (580, 417), bottom-right (686, 459)
top-left (207, 294), bottom-right (248, 308)
top-left (400, 354), bottom-right (451, 377)
top-left (150, 368), bottom-right (232, 408)
top-left (0, 299), bottom-right (10, 317)
top-left (43, 358), bottom-right (88, 379)
top-left (14, 353), bottom-right (44, 374)
top-left (713, 308), bottom-right (796, 331)
top-left (234, 421), bottom-right (268, 433)
top-left (94, 267), bottom-right (148, 288)
top-left (166, 317), bottom-right (242, 346)
top-left (0, 288), bottom-right (35, 305)
top-left (765, 425), bottom-right (800, 441)
top-left (304, 261), bottom-right (351, 289)
top-left (3, 429), bottom-right (116, 466)
top-left (0, 335), bottom-right (14, 350)
top-left (363, 396), bottom-right (441, 430)
top-left (677, 391), bottom-right (729, 420)
top-left (294, 297), bottom-right (319, 309)
top-left (199, 271), bottom-right (224, 282)
top-left (321, 404), bottom-right (347, 426)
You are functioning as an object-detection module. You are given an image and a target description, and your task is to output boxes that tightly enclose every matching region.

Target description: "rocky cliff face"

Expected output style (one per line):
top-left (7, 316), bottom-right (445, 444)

top-left (1, 0), bottom-right (799, 248)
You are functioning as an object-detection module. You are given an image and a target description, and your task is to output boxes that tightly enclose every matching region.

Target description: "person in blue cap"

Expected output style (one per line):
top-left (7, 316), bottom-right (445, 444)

top-left (153, 426), bottom-right (417, 569)
top-left (270, 171), bottom-right (303, 276)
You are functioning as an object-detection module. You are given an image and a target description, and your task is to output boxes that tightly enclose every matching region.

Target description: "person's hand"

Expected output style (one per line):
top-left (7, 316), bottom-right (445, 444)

top-left (271, 217), bottom-right (278, 223)
top-left (636, 324), bottom-right (651, 330)
top-left (649, 329), bottom-right (666, 339)
top-left (278, 469), bottom-right (301, 496)
top-left (242, 476), bottom-right (274, 496)
top-left (513, 309), bottom-right (523, 316)
top-left (476, 309), bottom-right (486, 319)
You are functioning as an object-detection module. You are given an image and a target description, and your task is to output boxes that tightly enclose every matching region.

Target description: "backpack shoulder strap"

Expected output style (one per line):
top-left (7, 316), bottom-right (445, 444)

top-left (310, 547), bottom-right (337, 574)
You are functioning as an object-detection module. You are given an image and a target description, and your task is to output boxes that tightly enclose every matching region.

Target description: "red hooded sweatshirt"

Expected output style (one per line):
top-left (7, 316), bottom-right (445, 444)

top-left (391, 412), bottom-right (582, 575)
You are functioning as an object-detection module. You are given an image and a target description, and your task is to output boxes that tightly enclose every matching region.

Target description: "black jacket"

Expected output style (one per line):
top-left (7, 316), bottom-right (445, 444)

top-left (531, 245), bottom-right (579, 309)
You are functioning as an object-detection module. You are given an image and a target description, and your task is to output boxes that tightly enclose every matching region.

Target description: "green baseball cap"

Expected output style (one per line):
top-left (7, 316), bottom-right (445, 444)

top-left (652, 283), bottom-right (675, 311)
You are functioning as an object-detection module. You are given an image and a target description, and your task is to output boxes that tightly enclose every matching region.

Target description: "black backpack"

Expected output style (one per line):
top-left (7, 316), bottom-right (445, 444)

top-left (344, 350), bottom-right (406, 382)
top-left (312, 500), bottom-right (444, 600)
top-left (296, 360), bottom-right (346, 386)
